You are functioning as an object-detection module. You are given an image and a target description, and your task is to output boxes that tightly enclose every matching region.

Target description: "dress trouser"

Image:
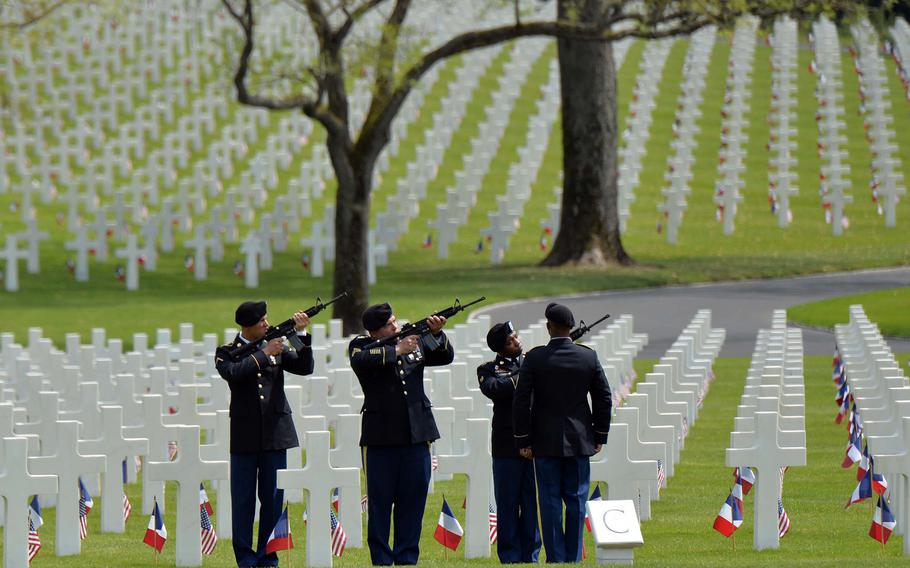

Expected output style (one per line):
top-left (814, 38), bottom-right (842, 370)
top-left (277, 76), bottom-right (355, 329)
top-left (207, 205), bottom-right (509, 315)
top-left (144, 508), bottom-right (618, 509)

top-left (231, 450), bottom-right (287, 567)
top-left (533, 456), bottom-right (589, 563)
top-left (363, 443), bottom-right (432, 565)
top-left (492, 457), bottom-right (541, 563)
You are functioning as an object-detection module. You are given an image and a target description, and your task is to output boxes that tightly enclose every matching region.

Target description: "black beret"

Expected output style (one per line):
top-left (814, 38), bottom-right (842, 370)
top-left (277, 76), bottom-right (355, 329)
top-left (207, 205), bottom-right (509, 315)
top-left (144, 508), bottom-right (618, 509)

top-left (545, 302), bottom-right (575, 328)
top-left (486, 321), bottom-right (515, 353)
top-left (362, 303), bottom-right (393, 332)
top-left (235, 300), bottom-right (267, 327)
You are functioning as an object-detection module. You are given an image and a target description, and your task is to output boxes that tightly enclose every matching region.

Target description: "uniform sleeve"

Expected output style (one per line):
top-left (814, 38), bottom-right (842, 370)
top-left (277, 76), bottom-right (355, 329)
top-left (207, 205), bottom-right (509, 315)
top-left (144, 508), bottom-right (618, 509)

top-left (477, 364), bottom-right (517, 402)
top-left (421, 331), bottom-right (455, 367)
top-left (215, 345), bottom-right (265, 384)
top-left (512, 356), bottom-right (533, 449)
top-left (281, 333), bottom-right (314, 376)
top-left (349, 339), bottom-right (397, 375)
top-left (590, 356), bottom-right (612, 444)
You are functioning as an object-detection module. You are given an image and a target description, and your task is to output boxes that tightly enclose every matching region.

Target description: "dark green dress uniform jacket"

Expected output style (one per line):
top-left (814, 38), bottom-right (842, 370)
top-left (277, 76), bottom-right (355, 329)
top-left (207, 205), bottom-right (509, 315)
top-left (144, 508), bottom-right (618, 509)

top-left (477, 355), bottom-right (523, 459)
top-left (513, 337), bottom-right (612, 457)
top-left (348, 332), bottom-right (454, 446)
top-left (215, 333), bottom-right (314, 453)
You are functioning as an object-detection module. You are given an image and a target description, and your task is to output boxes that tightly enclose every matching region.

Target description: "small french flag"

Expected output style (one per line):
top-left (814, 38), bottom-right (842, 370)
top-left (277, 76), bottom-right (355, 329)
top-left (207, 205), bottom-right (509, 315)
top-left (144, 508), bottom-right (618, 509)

top-left (143, 501), bottom-right (167, 552)
top-left (433, 497), bottom-right (463, 551)
top-left (266, 506), bottom-right (293, 554)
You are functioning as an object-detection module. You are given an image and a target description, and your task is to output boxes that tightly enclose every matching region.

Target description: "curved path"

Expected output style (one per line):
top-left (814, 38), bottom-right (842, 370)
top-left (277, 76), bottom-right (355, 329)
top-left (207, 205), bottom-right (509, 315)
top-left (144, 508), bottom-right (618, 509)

top-left (470, 267), bottom-right (910, 358)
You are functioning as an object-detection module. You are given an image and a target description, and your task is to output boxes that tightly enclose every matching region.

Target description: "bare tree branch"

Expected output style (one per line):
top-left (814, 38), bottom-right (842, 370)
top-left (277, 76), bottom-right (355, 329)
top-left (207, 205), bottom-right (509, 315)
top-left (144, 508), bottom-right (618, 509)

top-left (0, 0), bottom-right (72, 30)
top-left (221, 0), bottom-right (348, 140)
top-left (337, 0), bottom-right (389, 41)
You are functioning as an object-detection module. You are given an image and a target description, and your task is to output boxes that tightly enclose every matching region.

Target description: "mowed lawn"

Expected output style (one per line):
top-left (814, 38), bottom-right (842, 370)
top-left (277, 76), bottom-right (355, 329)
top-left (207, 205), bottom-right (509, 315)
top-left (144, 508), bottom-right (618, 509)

top-left (4, 354), bottom-right (910, 567)
top-left (789, 287), bottom-right (910, 338)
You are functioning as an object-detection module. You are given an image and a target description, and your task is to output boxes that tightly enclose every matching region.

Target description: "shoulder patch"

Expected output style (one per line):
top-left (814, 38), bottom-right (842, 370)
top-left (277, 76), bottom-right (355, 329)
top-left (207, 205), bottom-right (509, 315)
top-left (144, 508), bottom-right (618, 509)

top-left (351, 347), bottom-right (362, 354)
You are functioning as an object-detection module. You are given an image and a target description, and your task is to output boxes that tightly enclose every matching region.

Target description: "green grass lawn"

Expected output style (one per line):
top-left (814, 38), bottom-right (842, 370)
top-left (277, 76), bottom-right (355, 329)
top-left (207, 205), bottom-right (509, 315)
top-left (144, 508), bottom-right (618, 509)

top-left (4, 354), bottom-right (910, 566)
top-left (789, 287), bottom-right (910, 337)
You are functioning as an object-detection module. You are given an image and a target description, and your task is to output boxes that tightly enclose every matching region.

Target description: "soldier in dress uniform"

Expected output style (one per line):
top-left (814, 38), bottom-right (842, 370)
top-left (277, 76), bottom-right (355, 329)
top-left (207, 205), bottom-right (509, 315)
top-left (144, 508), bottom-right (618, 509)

top-left (477, 321), bottom-right (541, 564)
top-left (215, 300), bottom-right (314, 568)
top-left (513, 303), bottom-right (612, 563)
top-left (348, 302), bottom-right (454, 566)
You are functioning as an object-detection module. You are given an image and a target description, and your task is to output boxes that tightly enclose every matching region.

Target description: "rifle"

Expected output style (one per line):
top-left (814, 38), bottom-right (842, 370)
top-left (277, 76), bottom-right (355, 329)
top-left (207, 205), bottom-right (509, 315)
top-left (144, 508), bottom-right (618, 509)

top-left (363, 296), bottom-right (486, 350)
top-left (569, 313), bottom-right (611, 342)
top-left (229, 292), bottom-right (347, 359)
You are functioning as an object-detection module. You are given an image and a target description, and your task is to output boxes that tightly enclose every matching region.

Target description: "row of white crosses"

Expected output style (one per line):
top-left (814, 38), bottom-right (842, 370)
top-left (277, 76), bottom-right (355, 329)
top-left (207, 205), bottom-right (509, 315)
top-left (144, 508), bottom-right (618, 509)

top-left (811, 16), bottom-right (854, 235)
top-left (480, 59), bottom-right (560, 264)
top-left (427, 39), bottom-right (549, 260)
top-left (725, 310), bottom-right (806, 550)
top-left (592, 310), bottom-right (723, 521)
top-left (835, 305), bottom-right (910, 554)
top-left (890, 17), bottom-right (910, 100)
top-left (851, 17), bottom-right (907, 227)
top-left (376, 48), bottom-right (497, 254)
top-left (713, 16), bottom-right (758, 235)
top-left (767, 17), bottom-right (800, 228)
top-left (3, 1), bottom-right (500, 295)
top-left (618, 38), bottom-right (675, 233)
top-left (658, 26), bottom-right (716, 244)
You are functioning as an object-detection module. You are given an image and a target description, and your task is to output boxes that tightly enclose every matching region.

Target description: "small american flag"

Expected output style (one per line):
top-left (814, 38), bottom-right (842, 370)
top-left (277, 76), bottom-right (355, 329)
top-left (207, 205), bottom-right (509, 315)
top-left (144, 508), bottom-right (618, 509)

top-left (79, 477), bottom-right (93, 540)
top-left (331, 487), bottom-right (340, 512)
top-left (657, 460), bottom-right (666, 491)
top-left (432, 455), bottom-right (439, 471)
top-left (122, 460), bottom-right (132, 524)
top-left (488, 502), bottom-right (498, 544)
top-left (360, 494), bottom-right (368, 513)
top-left (200, 502), bottom-right (218, 555)
top-left (330, 508), bottom-right (347, 557)
top-left (778, 498), bottom-right (790, 538)
top-left (778, 467), bottom-right (790, 537)
top-left (168, 441), bottom-right (179, 461)
top-left (28, 499), bottom-right (42, 562)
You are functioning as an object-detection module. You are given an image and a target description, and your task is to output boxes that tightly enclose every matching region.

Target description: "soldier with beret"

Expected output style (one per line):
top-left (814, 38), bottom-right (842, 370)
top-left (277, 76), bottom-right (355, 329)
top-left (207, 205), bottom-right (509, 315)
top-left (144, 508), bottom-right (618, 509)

top-left (513, 303), bottom-right (612, 563)
top-left (348, 302), bottom-right (455, 565)
top-left (477, 321), bottom-right (541, 564)
top-left (215, 300), bottom-right (314, 568)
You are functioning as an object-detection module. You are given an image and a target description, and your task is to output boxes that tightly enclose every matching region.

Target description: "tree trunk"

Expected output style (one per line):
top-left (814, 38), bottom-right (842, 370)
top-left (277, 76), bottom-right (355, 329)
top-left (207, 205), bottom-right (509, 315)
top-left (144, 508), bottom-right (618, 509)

top-left (541, 0), bottom-right (632, 267)
top-left (326, 131), bottom-right (372, 335)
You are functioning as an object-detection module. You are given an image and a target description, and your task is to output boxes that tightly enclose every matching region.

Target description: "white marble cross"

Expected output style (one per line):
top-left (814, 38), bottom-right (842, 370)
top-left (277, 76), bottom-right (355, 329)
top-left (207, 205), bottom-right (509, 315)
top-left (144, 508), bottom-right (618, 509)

top-left (1, 436), bottom-right (58, 568)
top-left (436, 418), bottom-right (492, 558)
top-left (79, 405), bottom-right (149, 533)
top-left (123, 394), bottom-right (180, 514)
top-left (146, 425), bottom-right (229, 567)
top-left (64, 226), bottom-right (92, 282)
top-left (299, 221), bottom-right (329, 278)
top-left (199, 410), bottom-right (232, 539)
top-left (18, 219), bottom-right (48, 274)
top-left (2, 235), bottom-right (28, 292)
top-left (277, 430), bottom-right (360, 568)
top-left (114, 233), bottom-right (143, 291)
top-left (590, 423), bottom-right (658, 521)
top-left (329, 413), bottom-right (364, 548)
top-left (725, 411), bottom-right (805, 550)
top-left (30, 420), bottom-right (106, 556)
top-left (240, 232), bottom-right (261, 288)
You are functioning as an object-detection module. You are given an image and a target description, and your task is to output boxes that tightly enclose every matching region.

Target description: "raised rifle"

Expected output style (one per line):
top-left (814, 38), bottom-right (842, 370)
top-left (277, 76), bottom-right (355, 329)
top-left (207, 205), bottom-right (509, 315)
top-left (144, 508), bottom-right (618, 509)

top-left (363, 296), bottom-right (486, 349)
top-left (569, 313), bottom-right (611, 342)
top-left (229, 292), bottom-right (347, 359)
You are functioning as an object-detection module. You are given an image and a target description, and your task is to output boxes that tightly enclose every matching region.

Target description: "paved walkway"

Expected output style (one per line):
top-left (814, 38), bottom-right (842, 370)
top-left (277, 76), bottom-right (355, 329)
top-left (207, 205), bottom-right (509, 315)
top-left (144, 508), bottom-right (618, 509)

top-left (470, 267), bottom-right (910, 358)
